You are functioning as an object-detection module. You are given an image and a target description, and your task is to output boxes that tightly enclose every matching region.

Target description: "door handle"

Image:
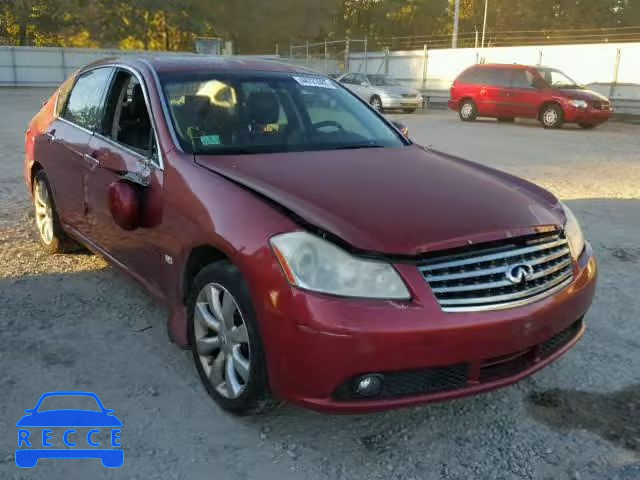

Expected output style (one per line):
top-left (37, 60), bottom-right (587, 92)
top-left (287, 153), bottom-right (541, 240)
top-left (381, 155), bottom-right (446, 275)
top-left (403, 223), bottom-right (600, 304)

top-left (83, 153), bottom-right (100, 169)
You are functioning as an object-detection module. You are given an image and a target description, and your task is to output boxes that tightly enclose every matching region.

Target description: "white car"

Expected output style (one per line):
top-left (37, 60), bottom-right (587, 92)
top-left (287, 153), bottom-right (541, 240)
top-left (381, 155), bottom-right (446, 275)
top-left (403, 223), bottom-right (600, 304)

top-left (337, 73), bottom-right (423, 113)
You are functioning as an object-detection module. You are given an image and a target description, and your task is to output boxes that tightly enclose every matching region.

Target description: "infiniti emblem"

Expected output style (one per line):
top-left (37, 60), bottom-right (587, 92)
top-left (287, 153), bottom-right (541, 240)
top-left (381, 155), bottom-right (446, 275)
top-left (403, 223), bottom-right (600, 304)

top-left (505, 263), bottom-right (534, 284)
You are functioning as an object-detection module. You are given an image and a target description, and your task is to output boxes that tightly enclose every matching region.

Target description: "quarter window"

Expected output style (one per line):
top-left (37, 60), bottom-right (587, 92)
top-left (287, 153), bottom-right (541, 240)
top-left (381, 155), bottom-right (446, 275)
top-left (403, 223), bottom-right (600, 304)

top-left (62, 68), bottom-right (112, 131)
top-left (485, 68), bottom-right (510, 87)
top-left (55, 76), bottom-right (75, 117)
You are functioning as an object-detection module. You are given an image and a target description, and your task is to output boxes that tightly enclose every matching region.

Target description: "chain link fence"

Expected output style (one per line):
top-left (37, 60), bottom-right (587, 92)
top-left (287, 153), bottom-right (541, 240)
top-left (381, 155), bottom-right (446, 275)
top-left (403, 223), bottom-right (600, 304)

top-left (287, 38), bottom-right (367, 76)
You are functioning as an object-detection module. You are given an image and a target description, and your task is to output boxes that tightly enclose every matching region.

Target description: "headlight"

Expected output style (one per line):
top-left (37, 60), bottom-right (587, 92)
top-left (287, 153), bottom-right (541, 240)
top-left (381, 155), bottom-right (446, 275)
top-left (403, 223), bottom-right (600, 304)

top-left (270, 232), bottom-right (411, 299)
top-left (569, 99), bottom-right (588, 109)
top-left (561, 202), bottom-right (585, 259)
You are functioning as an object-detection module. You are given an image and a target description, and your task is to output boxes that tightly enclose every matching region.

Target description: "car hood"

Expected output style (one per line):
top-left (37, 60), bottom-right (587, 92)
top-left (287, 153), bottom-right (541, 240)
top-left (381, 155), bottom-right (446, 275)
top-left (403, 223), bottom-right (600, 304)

top-left (375, 85), bottom-right (420, 96)
top-left (16, 410), bottom-right (123, 427)
top-left (196, 145), bottom-right (563, 255)
top-left (556, 88), bottom-right (609, 102)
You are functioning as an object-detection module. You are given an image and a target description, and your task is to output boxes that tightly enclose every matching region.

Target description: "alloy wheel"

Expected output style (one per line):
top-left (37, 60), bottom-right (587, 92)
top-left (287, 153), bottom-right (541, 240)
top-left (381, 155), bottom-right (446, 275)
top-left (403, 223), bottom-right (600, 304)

top-left (193, 283), bottom-right (251, 399)
top-left (34, 180), bottom-right (54, 245)
top-left (543, 108), bottom-right (559, 127)
top-left (370, 97), bottom-right (382, 111)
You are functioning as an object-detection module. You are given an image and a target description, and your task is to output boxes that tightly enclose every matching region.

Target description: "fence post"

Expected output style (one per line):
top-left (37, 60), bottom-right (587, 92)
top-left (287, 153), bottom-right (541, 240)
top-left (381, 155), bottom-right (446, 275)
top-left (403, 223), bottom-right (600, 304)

top-left (306, 41), bottom-right (309, 66)
top-left (289, 44), bottom-right (293, 63)
top-left (10, 46), bottom-right (17, 86)
top-left (384, 46), bottom-right (390, 75)
top-left (324, 39), bottom-right (328, 73)
top-left (60, 48), bottom-right (67, 81)
top-left (363, 36), bottom-right (368, 73)
top-left (610, 47), bottom-right (621, 99)
top-left (537, 49), bottom-right (543, 66)
top-left (344, 37), bottom-right (350, 72)
top-left (275, 43), bottom-right (279, 56)
top-left (421, 44), bottom-right (428, 91)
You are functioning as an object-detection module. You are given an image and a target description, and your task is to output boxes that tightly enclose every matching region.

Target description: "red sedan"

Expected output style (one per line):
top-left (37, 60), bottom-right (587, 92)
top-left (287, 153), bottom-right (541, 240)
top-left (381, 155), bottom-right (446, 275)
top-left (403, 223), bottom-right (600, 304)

top-left (25, 57), bottom-right (597, 414)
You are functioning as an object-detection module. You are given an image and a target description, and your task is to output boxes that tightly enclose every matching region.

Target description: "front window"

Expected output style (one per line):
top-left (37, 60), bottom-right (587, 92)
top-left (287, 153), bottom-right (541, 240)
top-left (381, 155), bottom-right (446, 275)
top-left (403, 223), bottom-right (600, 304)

top-left (161, 72), bottom-right (406, 154)
top-left (537, 68), bottom-right (581, 89)
top-left (367, 75), bottom-right (401, 87)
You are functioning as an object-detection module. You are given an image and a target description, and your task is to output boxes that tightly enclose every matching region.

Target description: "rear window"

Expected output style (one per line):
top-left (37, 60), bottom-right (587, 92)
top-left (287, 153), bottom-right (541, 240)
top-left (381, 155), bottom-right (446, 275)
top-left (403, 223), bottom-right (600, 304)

top-left (62, 68), bottom-right (113, 131)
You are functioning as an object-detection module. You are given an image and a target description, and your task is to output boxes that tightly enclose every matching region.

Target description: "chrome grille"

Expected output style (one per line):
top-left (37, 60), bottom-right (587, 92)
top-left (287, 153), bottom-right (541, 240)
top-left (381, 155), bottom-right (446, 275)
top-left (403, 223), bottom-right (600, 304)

top-left (419, 233), bottom-right (574, 312)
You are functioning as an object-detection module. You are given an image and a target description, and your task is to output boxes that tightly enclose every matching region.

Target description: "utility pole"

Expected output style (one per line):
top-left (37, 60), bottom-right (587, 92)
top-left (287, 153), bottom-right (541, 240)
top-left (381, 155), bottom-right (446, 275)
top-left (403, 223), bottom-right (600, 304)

top-left (452, 0), bottom-right (460, 48)
top-left (481, 0), bottom-right (488, 48)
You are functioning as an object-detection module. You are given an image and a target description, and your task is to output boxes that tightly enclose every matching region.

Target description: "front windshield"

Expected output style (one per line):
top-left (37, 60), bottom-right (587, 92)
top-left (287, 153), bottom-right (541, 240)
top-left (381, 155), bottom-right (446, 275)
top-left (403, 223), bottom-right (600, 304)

top-left (367, 75), bottom-right (402, 87)
top-left (161, 72), bottom-right (406, 154)
top-left (537, 68), bottom-right (581, 88)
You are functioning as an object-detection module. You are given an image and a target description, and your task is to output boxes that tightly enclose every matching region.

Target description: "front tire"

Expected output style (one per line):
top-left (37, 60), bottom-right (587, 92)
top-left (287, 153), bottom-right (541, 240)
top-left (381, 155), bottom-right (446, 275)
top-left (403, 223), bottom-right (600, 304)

top-left (540, 104), bottom-right (564, 129)
top-left (369, 95), bottom-right (383, 112)
top-left (188, 261), bottom-right (274, 415)
top-left (33, 171), bottom-right (74, 254)
top-left (459, 100), bottom-right (477, 121)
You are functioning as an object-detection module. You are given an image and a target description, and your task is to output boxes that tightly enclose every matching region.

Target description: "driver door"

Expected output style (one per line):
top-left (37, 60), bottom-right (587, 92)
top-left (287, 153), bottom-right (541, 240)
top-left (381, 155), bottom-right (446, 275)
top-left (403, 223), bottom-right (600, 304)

top-left (84, 68), bottom-right (166, 294)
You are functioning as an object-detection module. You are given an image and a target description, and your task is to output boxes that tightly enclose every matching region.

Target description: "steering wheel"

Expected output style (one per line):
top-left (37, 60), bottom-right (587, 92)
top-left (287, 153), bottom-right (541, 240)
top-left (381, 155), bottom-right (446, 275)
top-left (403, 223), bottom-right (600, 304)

top-left (312, 120), bottom-right (344, 132)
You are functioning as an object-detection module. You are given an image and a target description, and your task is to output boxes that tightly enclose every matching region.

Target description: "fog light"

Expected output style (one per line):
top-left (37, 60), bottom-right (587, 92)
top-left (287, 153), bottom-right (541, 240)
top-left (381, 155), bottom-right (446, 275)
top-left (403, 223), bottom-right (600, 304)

top-left (355, 374), bottom-right (383, 397)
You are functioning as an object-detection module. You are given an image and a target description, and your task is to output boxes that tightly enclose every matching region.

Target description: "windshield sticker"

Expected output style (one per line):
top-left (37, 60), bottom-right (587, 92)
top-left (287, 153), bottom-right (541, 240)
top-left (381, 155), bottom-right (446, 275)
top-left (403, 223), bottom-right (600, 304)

top-left (200, 135), bottom-right (221, 145)
top-left (292, 75), bottom-right (336, 89)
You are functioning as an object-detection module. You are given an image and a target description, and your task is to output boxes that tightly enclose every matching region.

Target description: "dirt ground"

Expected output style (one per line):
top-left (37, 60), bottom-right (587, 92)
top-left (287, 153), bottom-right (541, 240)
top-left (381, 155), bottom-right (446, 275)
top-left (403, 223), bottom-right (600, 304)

top-left (1, 89), bottom-right (638, 480)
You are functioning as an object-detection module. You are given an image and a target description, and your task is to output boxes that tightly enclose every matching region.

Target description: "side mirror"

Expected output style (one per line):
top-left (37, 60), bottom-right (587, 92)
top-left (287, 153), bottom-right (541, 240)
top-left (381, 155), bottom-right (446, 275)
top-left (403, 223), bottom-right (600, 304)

top-left (391, 121), bottom-right (409, 137)
top-left (108, 180), bottom-right (141, 231)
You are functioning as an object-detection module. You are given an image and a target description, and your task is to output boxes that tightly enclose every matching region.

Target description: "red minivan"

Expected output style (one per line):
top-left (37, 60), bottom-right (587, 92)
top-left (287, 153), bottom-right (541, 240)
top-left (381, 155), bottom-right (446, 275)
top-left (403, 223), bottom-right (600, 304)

top-left (449, 64), bottom-right (613, 129)
top-left (25, 57), bottom-right (597, 414)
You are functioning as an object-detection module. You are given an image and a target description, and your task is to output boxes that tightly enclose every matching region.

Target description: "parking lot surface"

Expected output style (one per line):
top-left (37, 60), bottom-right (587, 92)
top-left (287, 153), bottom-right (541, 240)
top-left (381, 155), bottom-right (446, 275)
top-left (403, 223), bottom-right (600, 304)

top-left (1, 89), bottom-right (638, 480)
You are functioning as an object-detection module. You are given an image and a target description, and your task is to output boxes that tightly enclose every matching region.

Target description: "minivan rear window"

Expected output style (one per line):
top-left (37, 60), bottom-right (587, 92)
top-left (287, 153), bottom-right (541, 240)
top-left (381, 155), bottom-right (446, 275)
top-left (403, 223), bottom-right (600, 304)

top-left (458, 67), bottom-right (511, 87)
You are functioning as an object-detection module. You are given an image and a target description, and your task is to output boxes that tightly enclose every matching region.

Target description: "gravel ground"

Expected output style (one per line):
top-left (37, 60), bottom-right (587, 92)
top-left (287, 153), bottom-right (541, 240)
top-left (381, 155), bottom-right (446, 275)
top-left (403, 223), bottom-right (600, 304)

top-left (0, 89), bottom-right (638, 480)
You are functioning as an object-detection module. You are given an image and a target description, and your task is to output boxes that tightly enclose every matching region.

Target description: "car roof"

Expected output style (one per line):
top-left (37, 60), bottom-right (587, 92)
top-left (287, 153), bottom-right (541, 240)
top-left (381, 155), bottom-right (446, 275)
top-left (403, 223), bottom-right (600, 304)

top-left (471, 63), bottom-right (532, 69)
top-left (83, 55), bottom-right (319, 76)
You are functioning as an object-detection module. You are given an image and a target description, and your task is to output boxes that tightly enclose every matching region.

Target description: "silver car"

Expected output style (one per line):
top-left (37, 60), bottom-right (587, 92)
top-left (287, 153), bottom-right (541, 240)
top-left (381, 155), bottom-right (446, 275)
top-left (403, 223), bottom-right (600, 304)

top-left (337, 73), bottom-right (423, 113)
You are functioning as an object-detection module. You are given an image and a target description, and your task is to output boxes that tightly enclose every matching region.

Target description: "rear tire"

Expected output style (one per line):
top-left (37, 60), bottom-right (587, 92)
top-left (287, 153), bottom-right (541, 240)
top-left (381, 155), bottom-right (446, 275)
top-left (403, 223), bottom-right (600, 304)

top-left (579, 123), bottom-right (597, 130)
top-left (32, 171), bottom-right (75, 254)
top-left (188, 260), bottom-right (276, 415)
top-left (540, 104), bottom-right (564, 129)
top-left (459, 100), bottom-right (477, 121)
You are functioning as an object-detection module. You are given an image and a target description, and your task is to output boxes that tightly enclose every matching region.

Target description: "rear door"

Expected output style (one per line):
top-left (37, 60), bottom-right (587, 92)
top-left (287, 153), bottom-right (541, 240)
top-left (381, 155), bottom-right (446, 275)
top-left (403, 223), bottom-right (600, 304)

top-left (505, 69), bottom-right (540, 118)
top-left (41, 67), bottom-right (113, 232)
top-left (84, 68), bottom-right (166, 294)
top-left (475, 67), bottom-right (511, 117)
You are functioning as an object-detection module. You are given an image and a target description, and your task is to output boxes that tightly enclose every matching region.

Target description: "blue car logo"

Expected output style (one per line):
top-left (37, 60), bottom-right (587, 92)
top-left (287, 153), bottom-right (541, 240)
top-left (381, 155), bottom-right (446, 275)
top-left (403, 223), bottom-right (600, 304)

top-left (15, 391), bottom-right (123, 468)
